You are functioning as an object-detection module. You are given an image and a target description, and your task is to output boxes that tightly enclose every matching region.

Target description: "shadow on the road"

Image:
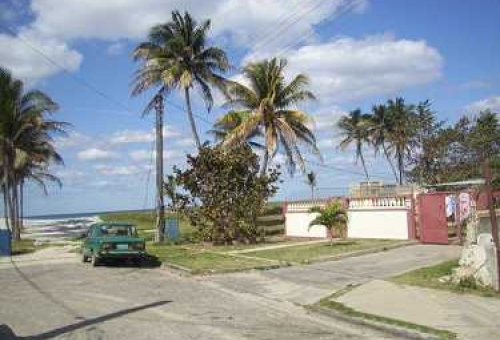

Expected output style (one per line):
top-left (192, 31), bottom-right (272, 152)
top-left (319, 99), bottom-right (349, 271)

top-left (0, 300), bottom-right (171, 340)
top-left (97, 254), bottom-right (162, 269)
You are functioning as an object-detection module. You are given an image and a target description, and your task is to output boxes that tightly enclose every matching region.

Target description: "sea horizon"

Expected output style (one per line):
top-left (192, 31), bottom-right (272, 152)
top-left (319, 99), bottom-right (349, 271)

top-left (24, 208), bottom-right (154, 221)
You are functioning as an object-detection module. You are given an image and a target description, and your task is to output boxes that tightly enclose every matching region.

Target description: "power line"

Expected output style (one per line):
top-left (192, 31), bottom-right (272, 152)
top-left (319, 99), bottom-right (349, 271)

top-left (0, 22), bottom-right (395, 181)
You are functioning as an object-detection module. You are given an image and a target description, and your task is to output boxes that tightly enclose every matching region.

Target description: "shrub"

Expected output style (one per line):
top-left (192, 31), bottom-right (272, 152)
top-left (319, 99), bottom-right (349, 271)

top-left (175, 145), bottom-right (280, 245)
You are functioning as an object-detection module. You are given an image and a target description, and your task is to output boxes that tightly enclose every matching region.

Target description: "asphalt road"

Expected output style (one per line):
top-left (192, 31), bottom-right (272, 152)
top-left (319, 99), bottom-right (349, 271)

top-left (0, 245), bottom-right (460, 340)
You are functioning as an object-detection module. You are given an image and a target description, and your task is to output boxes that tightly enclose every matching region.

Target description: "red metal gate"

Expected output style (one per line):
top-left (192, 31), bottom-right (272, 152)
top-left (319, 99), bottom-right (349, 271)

top-left (418, 193), bottom-right (449, 244)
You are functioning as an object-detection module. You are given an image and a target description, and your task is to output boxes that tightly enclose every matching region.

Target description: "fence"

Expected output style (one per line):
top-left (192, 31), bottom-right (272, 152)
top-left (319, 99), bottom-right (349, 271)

top-left (284, 196), bottom-right (415, 240)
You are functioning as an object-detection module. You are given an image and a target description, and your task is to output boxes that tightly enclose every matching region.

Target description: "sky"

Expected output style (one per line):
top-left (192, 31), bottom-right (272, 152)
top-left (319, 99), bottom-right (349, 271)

top-left (0, 0), bottom-right (499, 216)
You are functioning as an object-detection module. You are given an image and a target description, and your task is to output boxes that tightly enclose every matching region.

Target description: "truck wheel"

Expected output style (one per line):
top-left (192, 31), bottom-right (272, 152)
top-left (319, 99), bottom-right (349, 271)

top-left (91, 253), bottom-right (100, 267)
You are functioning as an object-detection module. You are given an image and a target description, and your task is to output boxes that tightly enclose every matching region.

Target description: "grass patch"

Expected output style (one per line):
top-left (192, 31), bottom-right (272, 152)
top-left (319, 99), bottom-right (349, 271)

top-left (245, 239), bottom-right (401, 263)
top-left (392, 260), bottom-right (500, 298)
top-left (316, 297), bottom-right (456, 339)
top-left (11, 239), bottom-right (37, 255)
top-left (146, 243), bottom-right (277, 274)
top-left (100, 211), bottom-right (195, 242)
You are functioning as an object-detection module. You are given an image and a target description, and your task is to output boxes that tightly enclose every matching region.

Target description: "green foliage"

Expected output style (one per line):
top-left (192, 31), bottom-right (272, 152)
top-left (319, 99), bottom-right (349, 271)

top-left (337, 109), bottom-right (372, 180)
top-left (309, 200), bottom-right (348, 240)
top-left (217, 57), bottom-right (320, 175)
top-left (408, 110), bottom-right (500, 187)
top-left (132, 10), bottom-right (230, 148)
top-left (0, 67), bottom-right (68, 241)
top-left (175, 145), bottom-right (280, 245)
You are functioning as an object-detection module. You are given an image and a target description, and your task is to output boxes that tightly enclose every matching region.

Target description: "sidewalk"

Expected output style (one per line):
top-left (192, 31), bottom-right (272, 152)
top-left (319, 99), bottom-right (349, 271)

top-left (335, 280), bottom-right (500, 340)
top-left (0, 246), bottom-right (77, 269)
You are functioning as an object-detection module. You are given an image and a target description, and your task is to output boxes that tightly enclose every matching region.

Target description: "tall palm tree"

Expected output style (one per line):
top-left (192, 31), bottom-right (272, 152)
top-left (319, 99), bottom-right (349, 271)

top-left (337, 109), bottom-right (372, 180)
top-left (132, 10), bottom-right (230, 149)
top-left (132, 11), bottom-right (229, 242)
top-left (368, 104), bottom-right (398, 181)
top-left (210, 110), bottom-right (264, 150)
top-left (305, 171), bottom-right (317, 199)
top-left (385, 98), bottom-right (417, 185)
top-left (0, 67), bottom-right (67, 241)
top-left (221, 58), bottom-right (320, 175)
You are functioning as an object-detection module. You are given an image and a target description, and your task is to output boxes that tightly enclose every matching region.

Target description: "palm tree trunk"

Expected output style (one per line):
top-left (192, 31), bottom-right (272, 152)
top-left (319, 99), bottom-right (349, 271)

top-left (358, 149), bottom-right (370, 181)
top-left (260, 149), bottom-right (269, 176)
top-left (184, 87), bottom-right (202, 150)
top-left (155, 95), bottom-right (165, 243)
top-left (311, 186), bottom-right (314, 200)
top-left (20, 179), bottom-right (24, 233)
top-left (9, 180), bottom-right (20, 241)
top-left (2, 183), bottom-right (10, 232)
top-left (397, 149), bottom-right (404, 185)
top-left (382, 144), bottom-right (399, 182)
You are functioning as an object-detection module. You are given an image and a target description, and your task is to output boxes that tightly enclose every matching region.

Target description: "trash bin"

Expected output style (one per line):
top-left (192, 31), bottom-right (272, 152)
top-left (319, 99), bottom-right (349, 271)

top-left (164, 216), bottom-right (180, 240)
top-left (0, 219), bottom-right (11, 256)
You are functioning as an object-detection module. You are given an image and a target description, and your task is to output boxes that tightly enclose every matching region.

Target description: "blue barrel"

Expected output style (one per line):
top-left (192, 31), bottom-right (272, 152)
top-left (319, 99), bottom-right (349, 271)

top-left (164, 216), bottom-right (180, 240)
top-left (0, 219), bottom-right (11, 256)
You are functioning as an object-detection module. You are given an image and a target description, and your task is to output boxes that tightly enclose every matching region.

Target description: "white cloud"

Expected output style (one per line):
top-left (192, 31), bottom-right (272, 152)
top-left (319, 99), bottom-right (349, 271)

top-left (106, 41), bottom-right (126, 56)
top-left (109, 126), bottom-right (181, 145)
top-left (466, 95), bottom-right (500, 113)
top-left (2, 0), bottom-right (366, 83)
top-left (77, 148), bottom-right (118, 161)
top-left (247, 34), bottom-right (443, 103)
top-left (54, 132), bottom-right (91, 149)
top-left (95, 165), bottom-right (143, 176)
top-left (310, 107), bottom-right (347, 132)
top-left (129, 149), bottom-right (185, 162)
top-left (0, 30), bottom-right (82, 85)
top-left (109, 130), bottom-right (154, 145)
top-left (53, 169), bottom-right (86, 185)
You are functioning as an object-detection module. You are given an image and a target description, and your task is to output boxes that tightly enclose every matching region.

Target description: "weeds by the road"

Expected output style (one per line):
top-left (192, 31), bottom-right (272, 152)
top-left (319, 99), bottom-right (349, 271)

top-left (391, 260), bottom-right (500, 298)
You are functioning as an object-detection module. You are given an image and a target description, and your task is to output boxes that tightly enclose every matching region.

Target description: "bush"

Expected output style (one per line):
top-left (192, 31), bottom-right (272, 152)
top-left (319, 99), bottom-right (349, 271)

top-left (175, 145), bottom-right (280, 245)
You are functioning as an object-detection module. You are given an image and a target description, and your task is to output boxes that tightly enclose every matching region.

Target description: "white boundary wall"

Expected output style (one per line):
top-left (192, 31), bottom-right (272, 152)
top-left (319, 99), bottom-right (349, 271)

top-left (285, 200), bottom-right (328, 238)
top-left (285, 197), bottom-right (412, 240)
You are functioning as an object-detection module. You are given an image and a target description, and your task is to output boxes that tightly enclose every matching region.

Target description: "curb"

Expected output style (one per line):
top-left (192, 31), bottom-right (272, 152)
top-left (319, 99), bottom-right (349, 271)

top-left (300, 240), bottom-right (418, 265)
top-left (307, 305), bottom-right (444, 340)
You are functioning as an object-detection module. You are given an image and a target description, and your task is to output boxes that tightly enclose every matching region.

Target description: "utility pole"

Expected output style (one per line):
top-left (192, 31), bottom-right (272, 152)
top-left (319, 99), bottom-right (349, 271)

top-left (155, 94), bottom-right (165, 243)
top-left (484, 158), bottom-right (500, 291)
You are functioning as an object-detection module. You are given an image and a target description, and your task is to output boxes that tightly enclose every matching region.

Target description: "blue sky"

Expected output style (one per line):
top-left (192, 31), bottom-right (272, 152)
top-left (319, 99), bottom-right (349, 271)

top-left (0, 0), bottom-right (499, 216)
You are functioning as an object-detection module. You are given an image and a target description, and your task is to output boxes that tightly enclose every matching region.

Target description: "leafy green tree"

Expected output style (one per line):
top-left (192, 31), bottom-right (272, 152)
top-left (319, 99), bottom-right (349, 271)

top-left (220, 58), bottom-right (320, 175)
top-left (175, 145), bottom-right (280, 245)
top-left (337, 109), bottom-right (372, 180)
top-left (407, 110), bottom-right (500, 187)
top-left (0, 67), bottom-right (67, 241)
top-left (132, 10), bottom-right (230, 149)
top-left (305, 171), bottom-right (317, 199)
top-left (309, 200), bottom-right (348, 245)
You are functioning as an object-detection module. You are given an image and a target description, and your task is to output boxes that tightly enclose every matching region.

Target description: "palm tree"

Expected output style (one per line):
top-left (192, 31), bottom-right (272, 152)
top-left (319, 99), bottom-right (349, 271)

top-left (368, 104), bottom-right (398, 181)
top-left (337, 109), bottom-right (372, 180)
top-left (132, 10), bottom-right (230, 149)
top-left (132, 11), bottom-right (229, 242)
top-left (309, 200), bottom-right (348, 245)
top-left (385, 98), bottom-right (417, 185)
top-left (0, 67), bottom-right (67, 241)
top-left (221, 58), bottom-right (320, 175)
top-left (210, 110), bottom-right (264, 150)
top-left (305, 171), bottom-right (317, 199)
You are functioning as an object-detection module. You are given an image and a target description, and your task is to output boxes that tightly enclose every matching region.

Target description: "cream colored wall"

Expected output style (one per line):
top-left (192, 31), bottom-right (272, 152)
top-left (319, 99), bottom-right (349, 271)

top-left (285, 212), bottom-right (327, 238)
top-left (347, 208), bottom-right (409, 239)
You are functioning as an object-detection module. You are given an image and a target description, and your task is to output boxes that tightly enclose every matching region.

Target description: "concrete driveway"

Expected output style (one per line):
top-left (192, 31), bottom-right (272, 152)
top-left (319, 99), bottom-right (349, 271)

top-left (0, 244), bottom-right (460, 340)
top-left (206, 244), bottom-right (461, 304)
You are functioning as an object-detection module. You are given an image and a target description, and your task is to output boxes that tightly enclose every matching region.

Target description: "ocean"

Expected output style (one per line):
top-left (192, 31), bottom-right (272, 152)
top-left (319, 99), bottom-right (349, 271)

top-left (14, 209), bottom-right (152, 242)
